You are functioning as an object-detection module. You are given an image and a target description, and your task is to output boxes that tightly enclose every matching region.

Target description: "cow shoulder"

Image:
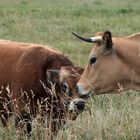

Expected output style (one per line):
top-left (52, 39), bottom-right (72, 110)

top-left (12, 47), bottom-right (48, 90)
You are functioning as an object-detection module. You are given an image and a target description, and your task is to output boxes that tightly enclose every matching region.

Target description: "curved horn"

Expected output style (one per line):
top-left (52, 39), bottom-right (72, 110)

top-left (72, 32), bottom-right (102, 43)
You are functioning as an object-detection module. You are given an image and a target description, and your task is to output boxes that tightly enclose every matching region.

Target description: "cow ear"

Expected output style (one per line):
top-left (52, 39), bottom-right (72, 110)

top-left (74, 67), bottom-right (84, 75)
top-left (46, 69), bottom-right (60, 84)
top-left (102, 31), bottom-right (113, 51)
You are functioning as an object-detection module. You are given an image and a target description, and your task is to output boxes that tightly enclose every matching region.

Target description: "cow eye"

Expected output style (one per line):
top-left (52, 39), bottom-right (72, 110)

top-left (62, 81), bottom-right (72, 96)
top-left (90, 57), bottom-right (97, 64)
top-left (62, 82), bottom-right (69, 93)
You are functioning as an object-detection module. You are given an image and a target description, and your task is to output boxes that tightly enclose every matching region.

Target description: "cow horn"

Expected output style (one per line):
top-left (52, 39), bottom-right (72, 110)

top-left (72, 32), bottom-right (102, 43)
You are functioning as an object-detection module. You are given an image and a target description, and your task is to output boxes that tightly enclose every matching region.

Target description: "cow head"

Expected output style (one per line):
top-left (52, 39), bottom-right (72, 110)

top-left (46, 66), bottom-right (85, 120)
top-left (73, 31), bottom-right (131, 97)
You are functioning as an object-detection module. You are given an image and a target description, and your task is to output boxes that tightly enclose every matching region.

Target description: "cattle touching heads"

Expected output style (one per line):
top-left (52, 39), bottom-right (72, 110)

top-left (73, 31), bottom-right (140, 97)
top-left (46, 66), bottom-right (85, 120)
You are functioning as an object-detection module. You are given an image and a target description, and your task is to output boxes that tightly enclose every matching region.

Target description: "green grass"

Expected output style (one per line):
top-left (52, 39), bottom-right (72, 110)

top-left (0, 0), bottom-right (140, 139)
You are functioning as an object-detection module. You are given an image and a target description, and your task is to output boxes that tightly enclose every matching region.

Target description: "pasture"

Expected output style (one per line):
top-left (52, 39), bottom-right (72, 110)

top-left (0, 0), bottom-right (140, 139)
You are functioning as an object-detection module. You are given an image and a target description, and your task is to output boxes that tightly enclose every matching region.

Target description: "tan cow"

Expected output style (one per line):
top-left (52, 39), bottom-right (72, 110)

top-left (0, 39), bottom-right (85, 138)
top-left (72, 31), bottom-right (140, 97)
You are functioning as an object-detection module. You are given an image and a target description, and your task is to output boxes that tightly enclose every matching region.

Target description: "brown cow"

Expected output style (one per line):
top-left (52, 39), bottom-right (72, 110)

top-left (48, 66), bottom-right (84, 120)
top-left (72, 31), bottom-right (140, 97)
top-left (0, 40), bottom-right (85, 138)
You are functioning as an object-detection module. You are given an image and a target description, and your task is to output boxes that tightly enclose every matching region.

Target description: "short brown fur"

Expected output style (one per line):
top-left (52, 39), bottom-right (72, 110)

top-left (0, 40), bottom-right (84, 138)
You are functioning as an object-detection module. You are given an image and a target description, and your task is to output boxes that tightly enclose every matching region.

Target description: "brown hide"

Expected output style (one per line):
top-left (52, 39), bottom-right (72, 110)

top-left (0, 40), bottom-right (84, 137)
top-left (75, 31), bottom-right (140, 97)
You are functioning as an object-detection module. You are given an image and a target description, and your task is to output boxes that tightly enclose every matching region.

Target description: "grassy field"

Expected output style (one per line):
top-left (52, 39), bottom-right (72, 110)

top-left (0, 0), bottom-right (140, 139)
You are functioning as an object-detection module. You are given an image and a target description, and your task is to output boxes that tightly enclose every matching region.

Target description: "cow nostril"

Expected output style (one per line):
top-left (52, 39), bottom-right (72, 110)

top-left (75, 100), bottom-right (85, 111)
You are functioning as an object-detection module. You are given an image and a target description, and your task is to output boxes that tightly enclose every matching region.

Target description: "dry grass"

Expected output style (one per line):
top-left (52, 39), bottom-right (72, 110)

top-left (0, 0), bottom-right (140, 139)
top-left (0, 91), bottom-right (140, 140)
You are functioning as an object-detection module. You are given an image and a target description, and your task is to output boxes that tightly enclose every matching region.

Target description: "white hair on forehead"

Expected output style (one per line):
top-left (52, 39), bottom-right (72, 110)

top-left (59, 69), bottom-right (70, 82)
top-left (60, 69), bottom-right (70, 76)
top-left (59, 68), bottom-right (80, 82)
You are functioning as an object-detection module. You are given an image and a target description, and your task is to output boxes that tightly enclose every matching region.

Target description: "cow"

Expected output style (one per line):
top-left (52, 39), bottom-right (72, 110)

top-left (48, 66), bottom-right (84, 120)
top-left (72, 31), bottom-right (140, 97)
top-left (0, 39), bottom-right (85, 138)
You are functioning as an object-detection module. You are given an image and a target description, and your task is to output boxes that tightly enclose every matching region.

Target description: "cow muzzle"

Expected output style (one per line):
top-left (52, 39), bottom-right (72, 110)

top-left (69, 98), bottom-right (90, 120)
top-left (69, 98), bottom-right (86, 112)
top-left (69, 98), bottom-right (85, 111)
top-left (69, 98), bottom-right (85, 120)
top-left (76, 83), bottom-right (92, 98)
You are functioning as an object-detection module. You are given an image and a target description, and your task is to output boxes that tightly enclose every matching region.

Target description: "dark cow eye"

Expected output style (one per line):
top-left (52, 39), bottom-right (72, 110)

top-left (90, 57), bottom-right (97, 64)
top-left (63, 84), bottom-right (67, 91)
top-left (62, 81), bottom-right (72, 96)
top-left (62, 82), bottom-right (69, 93)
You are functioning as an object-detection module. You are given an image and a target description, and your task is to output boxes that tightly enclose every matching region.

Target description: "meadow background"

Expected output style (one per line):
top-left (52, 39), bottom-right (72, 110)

top-left (0, 0), bottom-right (140, 139)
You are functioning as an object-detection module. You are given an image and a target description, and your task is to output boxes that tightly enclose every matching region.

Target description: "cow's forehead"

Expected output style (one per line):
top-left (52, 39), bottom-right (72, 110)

top-left (59, 69), bottom-right (70, 82)
top-left (89, 44), bottom-right (102, 58)
top-left (59, 67), bottom-right (79, 83)
top-left (89, 48), bottom-right (96, 58)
